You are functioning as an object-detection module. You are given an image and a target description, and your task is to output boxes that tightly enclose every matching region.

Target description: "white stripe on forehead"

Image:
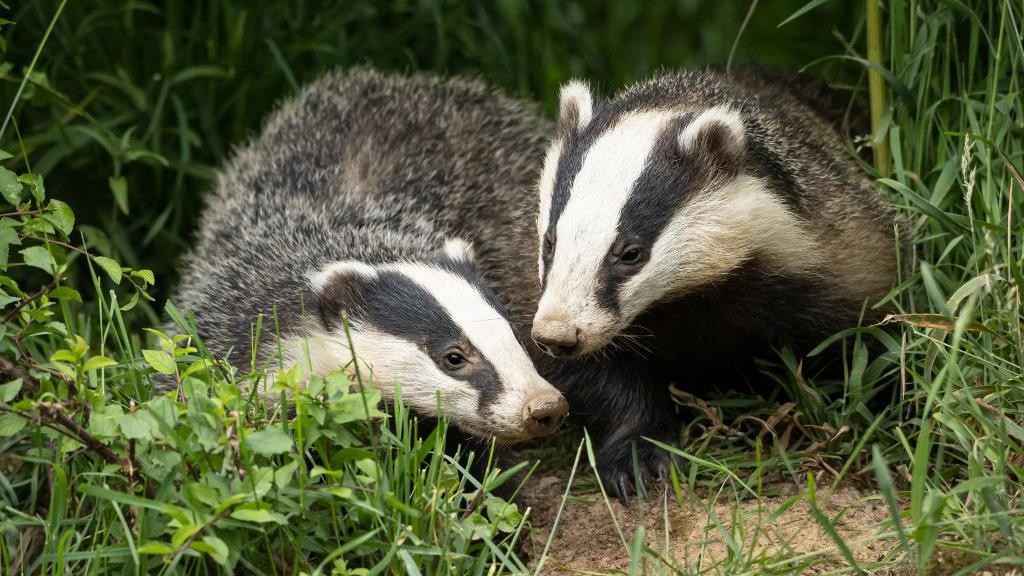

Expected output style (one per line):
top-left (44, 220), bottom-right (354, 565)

top-left (384, 262), bottom-right (539, 384)
top-left (543, 111), bottom-right (678, 312)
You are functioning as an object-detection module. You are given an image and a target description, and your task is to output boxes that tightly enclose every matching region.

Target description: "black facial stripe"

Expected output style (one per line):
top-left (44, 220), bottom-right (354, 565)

top-left (745, 135), bottom-right (806, 216)
top-left (317, 269), bottom-right (504, 411)
top-left (594, 115), bottom-right (699, 313)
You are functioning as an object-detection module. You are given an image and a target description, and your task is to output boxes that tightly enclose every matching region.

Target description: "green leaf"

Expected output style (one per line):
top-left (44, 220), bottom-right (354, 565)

top-left (50, 286), bottom-right (82, 302)
top-left (50, 349), bottom-right (78, 364)
top-left (461, 513), bottom-right (491, 541)
top-left (138, 541), bottom-right (175, 555)
top-left (0, 218), bottom-right (21, 266)
top-left (45, 199), bottom-right (74, 236)
top-left (19, 174), bottom-right (45, 204)
top-left (332, 388), bottom-right (386, 424)
top-left (0, 289), bottom-right (18, 308)
top-left (120, 411), bottom-right (155, 439)
top-left (20, 246), bottom-right (55, 274)
top-left (274, 459), bottom-right (299, 489)
top-left (0, 413), bottom-right (27, 436)
top-left (142, 349), bottom-right (176, 375)
top-left (83, 356), bottom-right (118, 372)
top-left (131, 268), bottom-right (155, 285)
top-left (0, 378), bottom-right (22, 402)
top-left (245, 427), bottom-right (293, 456)
top-left (89, 404), bottom-right (124, 438)
top-left (119, 290), bottom-right (140, 312)
top-left (108, 176), bottom-right (129, 215)
top-left (485, 498), bottom-right (522, 533)
top-left (181, 358), bottom-right (213, 378)
top-left (92, 256), bottom-right (123, 284)
top-left (0, 167), bottom-right (22, 204)
top-left (0, 149), bottom-right (12, 161)
top-left (198, 535), bottom-right (230, 566)
top-left (230, 508), bottom-right (287, 524)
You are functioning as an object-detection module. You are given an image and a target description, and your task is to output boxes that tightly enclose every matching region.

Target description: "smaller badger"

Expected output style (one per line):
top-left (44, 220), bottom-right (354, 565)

top-left (172, 70), bottom-right (567, 443)
top-left (532, 68), bottom-right (900, 496)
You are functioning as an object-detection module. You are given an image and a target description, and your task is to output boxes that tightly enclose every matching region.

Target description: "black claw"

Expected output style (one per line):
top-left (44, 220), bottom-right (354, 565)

top-left (596, 433), bottom-right (678, 504)
top-left (614, 476), bottom-right (630, 503)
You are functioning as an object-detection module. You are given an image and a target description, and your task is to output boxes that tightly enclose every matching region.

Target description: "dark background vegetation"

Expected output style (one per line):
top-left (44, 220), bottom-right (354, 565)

top-left (3, 0), bottom-right (862, 316)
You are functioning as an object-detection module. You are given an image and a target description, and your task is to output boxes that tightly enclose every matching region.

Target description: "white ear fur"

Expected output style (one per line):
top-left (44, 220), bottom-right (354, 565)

top-left (558, 79), bottom-right (594, 133)
top-left (442, 238), bottom-right (475, 262)
top-left (678, 106), bottom-right (746, 156)
top-left (308, 260), bottom-right (377, 291)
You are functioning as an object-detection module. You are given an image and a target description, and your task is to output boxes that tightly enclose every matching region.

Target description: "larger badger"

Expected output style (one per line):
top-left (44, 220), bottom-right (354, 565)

top-left (530, 68), bottom-right (901, 496)
top-left (172, 69), bottom-right (568, 443)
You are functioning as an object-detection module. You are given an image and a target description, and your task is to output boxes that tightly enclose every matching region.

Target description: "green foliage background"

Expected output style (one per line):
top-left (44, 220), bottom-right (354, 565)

top-left (0, 0), bottom-right (1022, 574)
top-left (3, 0), bottom-right (861, 312)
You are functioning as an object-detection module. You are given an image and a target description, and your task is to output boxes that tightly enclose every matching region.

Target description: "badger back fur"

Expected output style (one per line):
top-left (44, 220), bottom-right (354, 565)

top-left (172, 69), bottom-right (567, 443)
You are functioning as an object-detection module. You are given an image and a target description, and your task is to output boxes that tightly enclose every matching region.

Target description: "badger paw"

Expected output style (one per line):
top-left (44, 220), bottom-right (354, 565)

top-left (596, 435), bottom-right (677, 503)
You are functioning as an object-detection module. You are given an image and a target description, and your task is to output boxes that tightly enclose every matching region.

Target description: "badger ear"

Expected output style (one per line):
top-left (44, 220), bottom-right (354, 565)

top-left (677, 106), bottom-right (746, 177)
top-left (558, 79), bottom-right (594, 135)
top-left (309, 261), bottom-right (376, 329)
top-left (442, 238), bottom-right (475, 263)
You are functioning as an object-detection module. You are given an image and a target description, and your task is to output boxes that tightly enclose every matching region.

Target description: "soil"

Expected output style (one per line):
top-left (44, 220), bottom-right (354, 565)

top-left (519, 473), bottom-right (905, 575)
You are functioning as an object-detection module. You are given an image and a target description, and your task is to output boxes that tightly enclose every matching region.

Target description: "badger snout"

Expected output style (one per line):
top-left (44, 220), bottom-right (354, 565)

top-left (521, 389), bottom-right (568, 438)
top-left (531, 318), bottom-right (582, 357)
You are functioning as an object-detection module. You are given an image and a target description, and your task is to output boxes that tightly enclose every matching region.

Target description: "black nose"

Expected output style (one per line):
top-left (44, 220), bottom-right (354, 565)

top-left (535, 340), bottom-right (579, 357)
top-left (531, 320), bottom-right (581, 358)
top-left (523, 391), bottom-right (569, 437)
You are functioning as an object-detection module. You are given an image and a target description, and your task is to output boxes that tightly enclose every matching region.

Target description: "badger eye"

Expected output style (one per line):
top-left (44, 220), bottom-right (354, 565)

top-left (619, 246), bottom-right (645, 265)
top-left (442, 351), bottom-right (467, 370)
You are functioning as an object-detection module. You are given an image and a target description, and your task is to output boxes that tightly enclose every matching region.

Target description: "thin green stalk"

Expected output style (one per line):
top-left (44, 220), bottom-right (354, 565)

top-left (866, 0), bottom-right (890, 177)
top-left (0, 0), bottom-right (68, 142)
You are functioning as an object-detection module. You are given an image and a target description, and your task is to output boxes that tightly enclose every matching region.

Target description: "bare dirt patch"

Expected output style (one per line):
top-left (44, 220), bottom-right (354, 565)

top-left (519, 473), bottom-right (905, 575)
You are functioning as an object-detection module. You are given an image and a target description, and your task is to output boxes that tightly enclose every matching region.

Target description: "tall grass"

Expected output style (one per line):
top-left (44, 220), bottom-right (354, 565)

top-left (0, 0), bottom-right (1021, 574)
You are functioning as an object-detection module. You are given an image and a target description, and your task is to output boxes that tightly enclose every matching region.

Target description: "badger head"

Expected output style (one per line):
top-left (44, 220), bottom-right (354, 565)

top-left (532, 80), bottom-right (821, 357)
top-left (291, 239), bottom-right (567, 443)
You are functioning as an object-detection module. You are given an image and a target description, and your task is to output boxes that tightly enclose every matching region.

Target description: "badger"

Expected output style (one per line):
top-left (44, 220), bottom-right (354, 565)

top-left (527, 68), bottom-right (901, 496)
top-left (171, 69), bottom-right (568, 444)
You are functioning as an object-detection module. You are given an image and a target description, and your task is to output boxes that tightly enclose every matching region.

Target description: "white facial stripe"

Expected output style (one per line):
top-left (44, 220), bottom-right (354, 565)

top-left (621, 175), bottom-right (822, 319)
top-left (536, 139), bottom-right (563, 282)
top-left (308, 260), bottom-right (377, 290)
top-left (537, 110), bottom-right (678, 330)
top-left (389, 263), bottom-right (537, 381)
top-left (385, 263), bottom-right (554, 432)
top-left (279, 327), bottom-right (480, 428)
top-left (290, 259), bottom-right (559, 440)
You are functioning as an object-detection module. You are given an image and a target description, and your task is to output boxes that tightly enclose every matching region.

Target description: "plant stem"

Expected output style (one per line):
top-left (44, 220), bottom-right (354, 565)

top-left (0, 0), bottom-right (69, 142)
top-left (866, 0), bottom-right (890, 178)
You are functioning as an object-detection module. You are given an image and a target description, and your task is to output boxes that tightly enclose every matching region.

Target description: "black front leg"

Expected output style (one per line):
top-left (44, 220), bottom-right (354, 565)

top-left (540, 354), bottom-right (679, 501)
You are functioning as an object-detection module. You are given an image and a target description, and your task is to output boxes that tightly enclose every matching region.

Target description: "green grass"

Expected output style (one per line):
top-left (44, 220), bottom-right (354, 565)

top-left (1, 0), bottom-right (1023, 574)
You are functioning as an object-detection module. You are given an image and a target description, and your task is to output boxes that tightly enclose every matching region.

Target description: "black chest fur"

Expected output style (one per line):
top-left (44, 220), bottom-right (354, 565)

top-left (632, 260), bottom-right (848, 382)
